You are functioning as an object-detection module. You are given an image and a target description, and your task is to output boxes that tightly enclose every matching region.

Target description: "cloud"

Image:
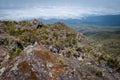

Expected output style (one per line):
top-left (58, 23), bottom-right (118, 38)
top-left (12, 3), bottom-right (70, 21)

top-left (0, 6), bottom-right (120, 20)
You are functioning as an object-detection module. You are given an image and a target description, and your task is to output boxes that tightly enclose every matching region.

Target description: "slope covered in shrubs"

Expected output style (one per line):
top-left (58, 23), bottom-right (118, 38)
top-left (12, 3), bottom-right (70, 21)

top-left (0, 20), bottom-right (120, 80)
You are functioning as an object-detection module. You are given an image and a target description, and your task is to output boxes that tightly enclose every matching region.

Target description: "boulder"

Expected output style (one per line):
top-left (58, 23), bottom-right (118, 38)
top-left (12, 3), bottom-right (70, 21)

top-left (30, 19), bottom-right (43, 29)
top-left (0, 45), bottom-right (119, 80)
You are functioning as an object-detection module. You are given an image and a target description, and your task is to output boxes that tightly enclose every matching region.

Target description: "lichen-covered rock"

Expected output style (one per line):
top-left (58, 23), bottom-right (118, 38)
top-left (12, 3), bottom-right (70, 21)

top-left (30, 19), bottom-right (43, 29)
top-left (0, 45), bottom-right (119, 80)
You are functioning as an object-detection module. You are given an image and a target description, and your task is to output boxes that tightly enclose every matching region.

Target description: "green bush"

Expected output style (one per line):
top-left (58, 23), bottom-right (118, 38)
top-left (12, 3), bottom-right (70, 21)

top-left (98, 54), bottom-right (120, 72)
top-left (53, 32), bottom-right (58, 38)
top-left (96, 70), bottom-right (103, 77)
top-left (41, 40), bottom-right (47, 44)
top-left (9, 26), bottom-right (16, 35)
top-left (10, 48), bottom-right (22, 59)
top-left (76, 47), bottom-right (82, 52)
top-left (4, 38), bottom-right (9, 45)
top-left (19, 21), bottom-right (30, 26)
top-left (107, 57), bottom-right (119, 69)
top-left (42, 34), bottom-right (48, 40)
top-left (65, 51), bottom-right (72, 58)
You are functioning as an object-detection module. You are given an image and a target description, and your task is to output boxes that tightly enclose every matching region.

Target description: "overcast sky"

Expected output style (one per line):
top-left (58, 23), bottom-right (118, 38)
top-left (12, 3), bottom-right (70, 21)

top-left (0, 0), bottom-right (120, 20)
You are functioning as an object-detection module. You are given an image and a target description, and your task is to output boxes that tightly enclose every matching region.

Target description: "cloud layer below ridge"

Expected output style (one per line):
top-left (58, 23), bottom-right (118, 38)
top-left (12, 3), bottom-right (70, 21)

top-left (0, 0), bottom-right (120, 20)
top-left (0, 6), bottom-right (120, 20)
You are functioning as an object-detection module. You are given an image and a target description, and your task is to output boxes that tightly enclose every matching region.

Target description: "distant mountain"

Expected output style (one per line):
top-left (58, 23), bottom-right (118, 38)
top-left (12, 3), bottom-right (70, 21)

top-left (39, 15), bottom-right (120, 27)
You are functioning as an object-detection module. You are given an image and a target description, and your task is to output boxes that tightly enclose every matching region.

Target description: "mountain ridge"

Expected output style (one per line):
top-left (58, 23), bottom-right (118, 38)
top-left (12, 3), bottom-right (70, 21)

top-left (39, 14), bottom-right (120, 26)
top-left (0, 20), bottom-right (120, 80)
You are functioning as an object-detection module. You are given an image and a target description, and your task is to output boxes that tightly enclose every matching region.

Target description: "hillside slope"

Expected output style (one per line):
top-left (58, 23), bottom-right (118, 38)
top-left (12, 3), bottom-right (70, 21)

top-left (0, 44), bottom-right (119, 80)
top-left (0, 20), bottom-right (120, 80)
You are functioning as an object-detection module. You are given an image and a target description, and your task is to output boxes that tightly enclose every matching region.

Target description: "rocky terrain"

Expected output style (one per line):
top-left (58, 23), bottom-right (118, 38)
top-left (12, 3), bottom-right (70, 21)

top-left (0, 19), bottom-right (120, 80)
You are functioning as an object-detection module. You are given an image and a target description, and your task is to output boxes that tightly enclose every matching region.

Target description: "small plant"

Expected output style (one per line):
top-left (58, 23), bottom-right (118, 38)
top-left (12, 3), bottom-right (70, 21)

top-left (42, 34), bottom-right (48, 40)
top-left (57, 57), bottom-right (64, 65)
top-left (53, 32), bottom-right (58, 38)
top-left (65, 51), bottom-right (72, 58)
top-left (10, 48), bottom-right (22, 59)
top-left (41, 40), bottom-right (47, 44)
top-left (86, 47), bottom-right (93, 52)
top-left (76, 47), bottom-right (82, 52)
top-left (19, 21), bottom-right (30, 27)
top-left (9, 26), bottom-right (16, 35)
top-left (97, 54), bottom-right (120, 72)
top-left (96, 70), bottom-right (103, 77)
top-left (107, 57), bottom-right (119, 69)
top-left (4, 38), bottom-right (9, 45)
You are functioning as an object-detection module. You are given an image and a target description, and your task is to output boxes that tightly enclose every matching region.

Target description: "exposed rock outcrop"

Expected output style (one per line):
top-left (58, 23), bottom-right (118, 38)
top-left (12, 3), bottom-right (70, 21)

top-left (0, 45), bottom-right (119, 80)
top-left (30, 19), bottom-right (43, 29)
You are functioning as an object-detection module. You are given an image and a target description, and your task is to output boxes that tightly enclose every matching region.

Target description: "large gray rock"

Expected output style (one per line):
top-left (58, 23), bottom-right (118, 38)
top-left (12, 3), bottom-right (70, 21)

top-left (0, 45), bottom-right (119, 80)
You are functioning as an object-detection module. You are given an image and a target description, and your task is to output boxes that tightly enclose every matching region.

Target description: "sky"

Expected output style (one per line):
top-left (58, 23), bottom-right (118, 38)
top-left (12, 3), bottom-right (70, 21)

top-left (0, 0), bottom-right (120, 20)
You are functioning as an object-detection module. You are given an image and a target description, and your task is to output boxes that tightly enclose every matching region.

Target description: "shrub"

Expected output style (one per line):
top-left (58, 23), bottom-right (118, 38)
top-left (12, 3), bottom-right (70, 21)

top-left (19, 21), bottom-right (30, 26)
top-left (41, 40), bottom-right (47, 44)
top-left (4, 38), bottom-right (9, 45)
top-left (10, 48), bottom-right (22, 59)
top-left (96, 70), bottom-right (103, 77)
top-left (86, 47), bottom-right (93, 52)
top-left (53, 32), bottom-right (58, 38)
top-left (98, 54), bottom-right (120, 72)
top-left (76, 47), bottom-right (82, 52)
top-left (9, 26), bottom-right (15, 35)
top-left (107, 57), bottom-right (119, 69)
top-left (42, 34), bottom-right (48, 40)
top-left (65, 51), bottom-right (72, 58)
top-left (57, 57), bottom-right (64, 65)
